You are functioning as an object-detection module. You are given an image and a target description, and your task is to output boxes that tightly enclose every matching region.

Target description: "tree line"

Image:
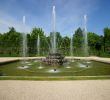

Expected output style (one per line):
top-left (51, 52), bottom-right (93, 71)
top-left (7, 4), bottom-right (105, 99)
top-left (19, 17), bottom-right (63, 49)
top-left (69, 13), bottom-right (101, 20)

top-left (0, 27), bottom-right (110, 57)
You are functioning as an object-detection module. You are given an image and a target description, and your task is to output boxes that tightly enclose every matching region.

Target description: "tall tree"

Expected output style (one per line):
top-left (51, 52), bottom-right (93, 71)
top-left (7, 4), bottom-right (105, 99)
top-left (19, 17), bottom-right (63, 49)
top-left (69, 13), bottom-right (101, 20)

top-left (1, 27), bottom-right (21, 56)
top-left (104, 28), bottom-right (110, 54)
top-left (88, 32), bottom-right (102, 56)
top-left (30, 27), bottom-right (46, 56)
top-left (61, 36), bottom-right (70, 55)
top-left (73, 28), bottom-right (83, 56)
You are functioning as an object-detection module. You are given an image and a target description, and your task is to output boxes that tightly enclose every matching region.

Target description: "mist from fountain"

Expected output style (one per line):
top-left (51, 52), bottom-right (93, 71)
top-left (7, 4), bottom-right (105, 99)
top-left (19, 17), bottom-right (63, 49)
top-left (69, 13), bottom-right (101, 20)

top-left (37, 34), bottom-right (40, 56)
top-left (70, 35), bottom-right (73, 56)
top-left (83, 15), bottom-right (88, 57)
top-left (51, 6), bottom-right (56, 53)
top-left (22, 16), bottom-right (28, 61)
top-left (69, 33), bottom-right (75, 63)
top-left (20, 16), bottom-right (29, 68)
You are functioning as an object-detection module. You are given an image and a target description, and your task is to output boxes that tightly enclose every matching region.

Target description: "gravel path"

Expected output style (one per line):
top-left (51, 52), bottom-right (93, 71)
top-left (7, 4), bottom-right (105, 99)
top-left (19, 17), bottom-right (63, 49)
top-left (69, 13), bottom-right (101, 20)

top-left (0, 80), bottom-right (110, 100)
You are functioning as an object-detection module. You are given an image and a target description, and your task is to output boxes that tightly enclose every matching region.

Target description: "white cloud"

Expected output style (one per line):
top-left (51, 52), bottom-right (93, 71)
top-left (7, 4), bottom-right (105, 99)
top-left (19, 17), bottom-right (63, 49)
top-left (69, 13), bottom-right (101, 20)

top-left (0, 11), bottom-right (31, 33)
top-left (55, 0), bottom-right (99, 36)
top-left (0, 0), bottom-right (99, 35)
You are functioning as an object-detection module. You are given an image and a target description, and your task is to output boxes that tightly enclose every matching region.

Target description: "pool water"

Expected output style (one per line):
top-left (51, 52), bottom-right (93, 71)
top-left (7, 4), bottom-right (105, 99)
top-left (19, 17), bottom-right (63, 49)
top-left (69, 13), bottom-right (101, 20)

top-left (0, 60), bottom-right (110, 76)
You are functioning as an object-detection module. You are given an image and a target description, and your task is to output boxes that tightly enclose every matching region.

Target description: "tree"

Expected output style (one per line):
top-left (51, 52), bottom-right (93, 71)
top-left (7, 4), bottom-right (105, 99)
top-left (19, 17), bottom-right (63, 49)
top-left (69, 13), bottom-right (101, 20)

top-left (56, 32), bottom-right (62, 50)
top-left (1, 27), bottom-right (21, 56)
top-left (73, 28), bottom-right (83, 48)
top-left (104, 28), bottom-right (110, 54)
top-left (73, 28), bottom-right (83, 56)
top-left (0, 26), bottom-right (110, 57)
top-left (30, 27), bottom-right (46, 56)
top-left (88, 32), bottom-right (102, 56)
top-left (61, 36), bottom-right (70, 55)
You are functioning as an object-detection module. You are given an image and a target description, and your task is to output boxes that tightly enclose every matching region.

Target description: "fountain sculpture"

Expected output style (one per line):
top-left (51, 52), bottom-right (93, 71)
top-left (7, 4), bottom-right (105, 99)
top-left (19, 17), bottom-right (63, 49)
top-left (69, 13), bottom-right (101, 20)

top-left (43, 6), bottom-right (67, 65)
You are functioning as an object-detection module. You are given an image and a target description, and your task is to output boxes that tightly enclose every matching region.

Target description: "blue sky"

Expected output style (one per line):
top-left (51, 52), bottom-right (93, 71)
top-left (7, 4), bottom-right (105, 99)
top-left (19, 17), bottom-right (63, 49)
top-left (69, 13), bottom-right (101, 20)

top-left (0, 0), bottom-right (110, 36)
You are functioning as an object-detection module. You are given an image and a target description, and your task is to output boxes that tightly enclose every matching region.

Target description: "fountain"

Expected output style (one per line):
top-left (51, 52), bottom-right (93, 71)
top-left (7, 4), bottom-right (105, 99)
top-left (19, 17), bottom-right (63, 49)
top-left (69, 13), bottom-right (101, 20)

top-left (43, 53), bottom-right (66, 65)
top-left (82, 15), bottom-right (91, 66)
top-left (83, 15), bottom-right (88, 57)
top-left (22, 16), bottom-right (28, 60)
top-left (37, 34), bottom-right (40, 56)
top-left (51, 6), bottom-right (56, 53)
top-left (69, 33), bottom-right (74, 63)
top-left (43, 6), bottom-right (67, 66)
top-left (0, 8), bottom-right (109, 78)
top-left (70, 34), bottom-right (73, 56)
top-left (18, 16), bottom-right (29, 69)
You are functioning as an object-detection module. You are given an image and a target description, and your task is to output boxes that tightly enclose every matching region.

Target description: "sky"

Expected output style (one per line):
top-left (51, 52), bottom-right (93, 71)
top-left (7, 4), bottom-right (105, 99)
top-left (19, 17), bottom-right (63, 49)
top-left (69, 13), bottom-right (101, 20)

top-left (0, 0), bottom-right (110, 36)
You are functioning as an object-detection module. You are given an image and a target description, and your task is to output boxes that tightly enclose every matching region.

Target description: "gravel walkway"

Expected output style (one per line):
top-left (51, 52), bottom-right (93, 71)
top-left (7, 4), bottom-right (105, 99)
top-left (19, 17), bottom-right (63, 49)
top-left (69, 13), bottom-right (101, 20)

top-left (0, 80), bottom-right (110, 100)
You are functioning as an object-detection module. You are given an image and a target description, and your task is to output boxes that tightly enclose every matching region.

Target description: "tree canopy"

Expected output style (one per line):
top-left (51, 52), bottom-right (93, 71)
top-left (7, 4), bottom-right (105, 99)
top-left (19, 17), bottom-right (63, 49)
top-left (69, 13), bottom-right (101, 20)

top-left (0, 27), bottom-right (110, 57)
